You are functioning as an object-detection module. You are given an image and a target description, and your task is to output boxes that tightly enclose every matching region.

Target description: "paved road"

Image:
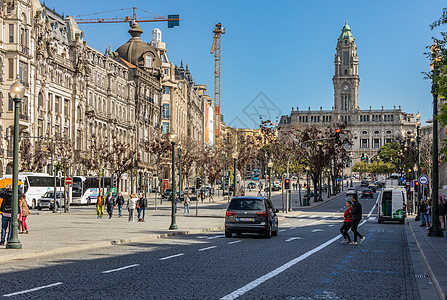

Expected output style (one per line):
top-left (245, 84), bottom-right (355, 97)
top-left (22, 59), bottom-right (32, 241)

top-left (0, 187), bottom-right (437, 299)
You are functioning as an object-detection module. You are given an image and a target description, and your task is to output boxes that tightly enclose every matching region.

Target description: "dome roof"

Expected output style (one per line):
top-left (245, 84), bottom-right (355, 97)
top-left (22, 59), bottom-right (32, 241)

top-left (116, 22), bottom-right (160, 69)
top-left (338, 19), bottom-right (354, 42)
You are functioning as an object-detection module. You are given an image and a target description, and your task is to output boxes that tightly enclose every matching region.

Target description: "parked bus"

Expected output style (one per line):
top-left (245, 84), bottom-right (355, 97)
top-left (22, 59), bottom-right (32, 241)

top-left (0, 172), bottom-right (62, 208)
top-left (253, 169), bottom-right (261, 181)
top-left (72, 176), bottom-right (112, 205)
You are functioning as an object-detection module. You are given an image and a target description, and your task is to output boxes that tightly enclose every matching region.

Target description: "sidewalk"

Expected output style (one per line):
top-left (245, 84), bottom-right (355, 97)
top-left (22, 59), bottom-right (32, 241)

top-left (0, 190), bottom-right (341, 263)
top-left (408, 218), bottom-right (447, 300)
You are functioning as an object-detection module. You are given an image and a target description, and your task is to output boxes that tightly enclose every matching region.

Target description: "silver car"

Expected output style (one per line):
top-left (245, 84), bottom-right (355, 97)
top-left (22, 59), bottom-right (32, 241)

top-left (225, 196), bottom-right (279, 238)
top-left (37, 191), bottom-right (65, 210)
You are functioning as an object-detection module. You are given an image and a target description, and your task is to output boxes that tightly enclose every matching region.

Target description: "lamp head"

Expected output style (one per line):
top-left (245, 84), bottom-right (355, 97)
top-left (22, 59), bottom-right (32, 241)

top-left (267, 160), bottom-right (273, 168)
top-left (10, 76), bottom-right (25, 99)
top-left (417, 120), bottom-right (421, 126)
top-left (168, 131), bottom-right (178, 143)
top-left (416, 112), bottom-right (421, 120)
top-left (232, 151), bottom-right (238, 159)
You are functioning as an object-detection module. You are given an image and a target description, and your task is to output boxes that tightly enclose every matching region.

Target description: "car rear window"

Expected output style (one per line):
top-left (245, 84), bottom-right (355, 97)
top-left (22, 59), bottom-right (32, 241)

top-left (228, 199), bottom-right (265, 210)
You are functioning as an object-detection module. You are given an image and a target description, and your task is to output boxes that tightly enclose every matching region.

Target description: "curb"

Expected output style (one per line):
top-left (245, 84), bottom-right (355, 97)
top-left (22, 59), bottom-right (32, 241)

top-left (0, 226), bottom-right (225, 263)
top-left (408, 221), bottom-right (447, 300)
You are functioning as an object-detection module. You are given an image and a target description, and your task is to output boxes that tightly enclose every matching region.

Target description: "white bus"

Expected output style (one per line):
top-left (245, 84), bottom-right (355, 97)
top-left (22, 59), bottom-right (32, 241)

top-left (72, 176), bottom-right (112, 205)
top-left (1, 172), bottom-right (62, 208)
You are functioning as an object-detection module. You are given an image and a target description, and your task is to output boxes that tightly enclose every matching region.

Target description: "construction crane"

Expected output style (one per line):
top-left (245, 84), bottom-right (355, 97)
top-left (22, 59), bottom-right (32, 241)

top-left (210, 22), bottom-right (225, 148)
top-left (74, 7), bottom-right (179, 28)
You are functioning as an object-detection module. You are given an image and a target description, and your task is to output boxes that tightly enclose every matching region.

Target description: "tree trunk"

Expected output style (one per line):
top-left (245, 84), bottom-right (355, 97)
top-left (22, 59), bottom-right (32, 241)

top-left (313, 177), bottom-right (318, 202)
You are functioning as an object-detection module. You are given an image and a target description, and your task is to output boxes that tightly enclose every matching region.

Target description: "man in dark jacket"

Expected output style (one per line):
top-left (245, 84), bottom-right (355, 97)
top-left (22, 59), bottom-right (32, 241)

top-left (350, 193), bottom-right (365, 245)
top-left (116, 192), bottom-right (125, 218)
top-left (1, 185), bottom-right (16, 245)
top-left (105, 192), bottom-right (115, 219)
top-left (138, 196), bottom-right (147, 222)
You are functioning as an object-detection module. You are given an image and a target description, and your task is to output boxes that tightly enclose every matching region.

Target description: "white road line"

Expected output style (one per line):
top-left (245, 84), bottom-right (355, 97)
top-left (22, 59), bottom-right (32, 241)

top-left (285, 237), bottom-right (303, 242)
top-left (159, 253), bottom-right (185, 261)
top-left (102, 264), bottom-right (140, 274)
top-left (220, 235), bottom-right (341, 300)
top-left (220, 216), bottom-right (370, 300)
top-left (308, 219), bottom-right (325, 226)
top-left (312, 229), bottom-right (324, 232)
top-left (309, 215), bottom-right (318, 218)
top-left (3, 282), bottom-right (63, 297)
top-left (368, 217), bottom-right (376, 221)
top-left (328, 225), bottom-right (336, 227)
top-left (290, 226), bottom-right (297, 230)
top-left (207, 235), bottom-right (225, 240)
top-left (228, 240), bottom-right (241, 245)
top-left (199, 246), bottom-right (217, 252)
top-left (278, 229), bottom-right (287, 232)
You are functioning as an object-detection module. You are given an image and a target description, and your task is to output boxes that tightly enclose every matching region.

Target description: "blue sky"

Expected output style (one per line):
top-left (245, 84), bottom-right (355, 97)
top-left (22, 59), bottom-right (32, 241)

top-left (44, 0), bottom-right (445, 128)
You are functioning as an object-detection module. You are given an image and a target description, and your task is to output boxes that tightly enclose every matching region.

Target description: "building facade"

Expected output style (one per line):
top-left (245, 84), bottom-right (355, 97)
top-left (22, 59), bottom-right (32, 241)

top-left (279, 20), bottom-right (416, 163)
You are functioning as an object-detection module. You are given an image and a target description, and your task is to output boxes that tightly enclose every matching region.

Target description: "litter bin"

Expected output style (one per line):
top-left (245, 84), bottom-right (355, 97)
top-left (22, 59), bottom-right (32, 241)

top-left (303, 196), bottom-right (310, 206)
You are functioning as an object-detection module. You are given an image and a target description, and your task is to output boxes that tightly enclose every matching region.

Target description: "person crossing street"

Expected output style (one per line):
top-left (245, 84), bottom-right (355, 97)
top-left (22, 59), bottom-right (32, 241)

top-left (350, 194), bottom-right (365, 245)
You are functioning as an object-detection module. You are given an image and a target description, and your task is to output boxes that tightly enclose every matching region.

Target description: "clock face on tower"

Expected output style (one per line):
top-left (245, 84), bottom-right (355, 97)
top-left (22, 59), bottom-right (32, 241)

top-left (342, 84), bottom-right (350, 92)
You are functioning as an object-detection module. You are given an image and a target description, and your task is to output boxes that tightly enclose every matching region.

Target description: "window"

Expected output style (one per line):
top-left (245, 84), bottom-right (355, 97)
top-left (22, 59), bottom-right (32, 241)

top-left (386, 130), bottom-right (392, 135)
top-left (164, 69), bottom-right (168, 75)
top-left (362, 131), bottom-right (367, 135)
top-left (374, 131), bottom-right (379, 135)
top-left (55, 96), bottom-right (60, 114)
top-left (374, 139), bottom-right (380, 148)
top-left (344, 69), bottom-right (348, 75)
top-left (145, 55), bottom-right (152, 68)
top-left (19, 61), bottom-right (28, 85)
top-left (162, 104), bottom-right (169, 119)
top-left (38, 92), bottom-right (43, 107)
top-left (361, 139), bottom-right (368, 148)
top-left (64, 99), bottom-right (69, 117)
top-left (8, 58), bottom-right (14, 79)
top-left (164, 86), bottom-right (170, 94)
top-left (9, 24), bottom-right (14, 43)
top-left (385, 138), bottom-right (392, 144)
top-left (162, 122), bottom-right (169, 134)
top-left (8, 94), bottom-right (13, 111)
top-left (343, 51), bottom-right (349, 66)
top-left (37, 119), bottom-right (43, 137)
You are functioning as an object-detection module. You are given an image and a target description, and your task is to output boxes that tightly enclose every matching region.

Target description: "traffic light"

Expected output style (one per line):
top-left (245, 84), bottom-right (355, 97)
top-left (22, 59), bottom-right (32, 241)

top-left (195, 177), bottom-right (202, 189)
top-left (361, 153), bottom-right (365, 161)
top-left (284, 178), bottom-right (290, 190)
top-left (335, 128), bottom-right (341, 142)
top-left (415, 181), bottom-right (419, 187)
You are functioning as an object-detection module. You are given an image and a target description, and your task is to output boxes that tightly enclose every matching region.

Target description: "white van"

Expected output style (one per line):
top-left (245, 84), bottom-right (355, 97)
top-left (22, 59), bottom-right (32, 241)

top-left (378, 188), bottom-right (406, 224)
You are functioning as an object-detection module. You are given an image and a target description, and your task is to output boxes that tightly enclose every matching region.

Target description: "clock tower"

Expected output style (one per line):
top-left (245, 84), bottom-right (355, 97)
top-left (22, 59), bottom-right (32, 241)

top-left (333, 20), bottom-right (359, 111)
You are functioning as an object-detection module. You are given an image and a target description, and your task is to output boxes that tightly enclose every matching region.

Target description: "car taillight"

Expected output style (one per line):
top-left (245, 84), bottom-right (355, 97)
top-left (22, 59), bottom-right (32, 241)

top-left (226, 210), bottom-right (236, 216)
top-left (256, 211), bottom-right (268, 217)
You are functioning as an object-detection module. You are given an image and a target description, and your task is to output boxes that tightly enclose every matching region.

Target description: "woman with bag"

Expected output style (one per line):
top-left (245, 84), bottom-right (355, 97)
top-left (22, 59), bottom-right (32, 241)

top-left (340, 200), bottom-right (353, 244)
top-left (19, 194), bottom-right (29, 234)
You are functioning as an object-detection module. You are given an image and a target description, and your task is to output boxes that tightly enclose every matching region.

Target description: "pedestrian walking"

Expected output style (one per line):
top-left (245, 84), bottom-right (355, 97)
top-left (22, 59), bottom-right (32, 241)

top-left (184, 194), bottom-right (190, 214)
top-left (96, 191), bottom-right (105, 219)
top-left (419, 200), bottom-right (427, 227)
top-left (138, 196), bottom-right (147, 222)
top-left (116, 192), bottom-right (125, 217)
top-left (425, 199), bottom-right (432, 230)
top-left (105, 192), bottom-right (115, 219)
top-left (438, 197), bottom-right (446, 230)
top-left (19, 194), bottom-right (29, 234)
top-left (257, 191), bottom-right (262, 197)
top-left (127, 194), bottom-right (138, 222)
top-left (340, 201), bottom-right (353, 243)
top-left (0, 185), bottom-right (17, 246)
top-left (350, 194), bottom-right (365, 245)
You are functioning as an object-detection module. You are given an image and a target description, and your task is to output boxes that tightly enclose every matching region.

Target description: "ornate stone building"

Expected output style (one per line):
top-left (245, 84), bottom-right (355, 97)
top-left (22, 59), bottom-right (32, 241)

top-left (279, 20), bottom-right (416, 163)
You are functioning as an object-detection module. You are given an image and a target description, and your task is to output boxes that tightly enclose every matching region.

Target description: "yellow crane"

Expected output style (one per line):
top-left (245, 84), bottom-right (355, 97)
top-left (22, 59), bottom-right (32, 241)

top-left (210, 22), bottom-right (225, 148)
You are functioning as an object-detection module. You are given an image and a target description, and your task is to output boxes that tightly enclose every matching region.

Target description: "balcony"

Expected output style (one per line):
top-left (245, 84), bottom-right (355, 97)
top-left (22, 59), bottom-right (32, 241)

top-left (19, 114), bottom-right (29, 121)
top-left (20, 45), bottom-right (30, 56)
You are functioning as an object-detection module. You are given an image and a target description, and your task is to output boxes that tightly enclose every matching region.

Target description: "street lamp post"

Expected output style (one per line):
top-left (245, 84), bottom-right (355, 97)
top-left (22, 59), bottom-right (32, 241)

top-left (233, 152), bottom-right (238, 198)
top-left (169, 132), bottom-right (178, 230)
top-left (178, 142), bottom-right (182, 201)
top-left (305, 166), bottom-right (310, 205)
top-left (428, 66), bottom-right (443, 237)
top-left (6, 77), bottom-right (25, 249)
top-left (415, 112), bottom-right (422, 221)
top-left (267, 160), bottom-right (273, 202)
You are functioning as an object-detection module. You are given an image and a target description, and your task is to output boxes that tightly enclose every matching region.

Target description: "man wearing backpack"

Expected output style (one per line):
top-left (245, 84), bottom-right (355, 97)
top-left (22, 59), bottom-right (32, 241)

top-left (419, 200), bottom-right (427, 227)
top-left (116, 192), bottom-right (125, 218)
top-left (138, 196), bottom-right (147, 222)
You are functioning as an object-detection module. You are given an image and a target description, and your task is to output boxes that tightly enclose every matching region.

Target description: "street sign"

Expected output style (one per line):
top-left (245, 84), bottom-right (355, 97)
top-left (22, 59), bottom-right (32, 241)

top-left (65, 177), bottom-right (73, 185)
top-left (111, 187), bottom-right (117, 193)
top-left (57, 171), bottom-right (63, 180)
top-left (418, 174), bottom-right (429, 185)
top-left (410, 180), bottom-right (414, 187)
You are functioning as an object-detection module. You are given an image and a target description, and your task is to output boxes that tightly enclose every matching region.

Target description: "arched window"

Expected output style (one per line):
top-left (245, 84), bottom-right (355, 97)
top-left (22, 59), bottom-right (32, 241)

top-left (38, 92), bottom-right (43, 107)
top-left (145, 55), bottom-right (152, 68)
top-left (344, 69), bottom-right (348, 75)
top-left (362, 131), bottom-right (367, 135)
top-left (374, 131), bottom-right (380, 135)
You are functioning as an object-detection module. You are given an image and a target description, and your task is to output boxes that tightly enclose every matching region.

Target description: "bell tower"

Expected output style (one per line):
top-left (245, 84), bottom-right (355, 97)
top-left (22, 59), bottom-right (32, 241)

top-left (333, 20), bottom-right (359, 111)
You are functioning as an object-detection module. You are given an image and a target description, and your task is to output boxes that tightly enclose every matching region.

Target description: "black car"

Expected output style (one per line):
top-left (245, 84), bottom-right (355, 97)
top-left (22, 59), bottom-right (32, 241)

top-left (368, 184), bottom-right (376, 193)
top-left (247, 182), bottom-right (256, 190)
top-left (225, 196), bottom-right (279, 238)
top-left (361, 189), bottom-right (374, 199)
top-left (162, 189), bottom-right (172, 199)
top-left (360, 180), bottom-right (369, 187)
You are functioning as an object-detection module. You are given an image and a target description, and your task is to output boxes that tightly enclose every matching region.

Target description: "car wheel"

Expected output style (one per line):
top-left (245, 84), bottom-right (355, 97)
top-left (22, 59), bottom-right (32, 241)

top-left (272, 223), bottom-right (278, 236)
top-left (264, 225), bottom-right (272, 239)
top-left (225, 230), bottom-right (232, 238)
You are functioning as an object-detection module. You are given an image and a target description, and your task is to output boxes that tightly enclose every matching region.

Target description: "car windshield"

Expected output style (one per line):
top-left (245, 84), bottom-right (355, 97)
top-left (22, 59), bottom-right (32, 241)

top-left (43, 192), bottom-right (54, 198)
top-left (228, 199), bottom-right (265, 210)
top-left (363, 190), bottom-right (371, 193)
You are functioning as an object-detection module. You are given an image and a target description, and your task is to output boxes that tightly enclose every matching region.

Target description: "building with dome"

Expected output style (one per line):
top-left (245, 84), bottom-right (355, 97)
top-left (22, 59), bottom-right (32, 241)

top-left (279, 20), bottom-right (416, 164)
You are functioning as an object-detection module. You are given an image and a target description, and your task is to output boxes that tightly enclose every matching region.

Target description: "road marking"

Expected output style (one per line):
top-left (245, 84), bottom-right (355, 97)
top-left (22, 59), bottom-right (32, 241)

top-left (228, 240), bottom-right (241, 245)
top-left (197, 236), bottom-right (208, 239)
top-left (220, 206), bottom-right (372, 300)
top-left (312, 229), bottom-right (324, 232)
top-left (368, 217), bottom-right (376, 221)
top-left (220, 235), bottom-right (342, 300)
top-left (309, 215), bottom-right (318, 218)
top-left (159, 253), bottom-right (185, 260)
top-left (290, 226), bottom-right (297, 230)
top-left (102, 264), bottom-right (140, 274)
top-left (3, 282), bottom-right (63, 297)
top-left (282, 223), bottom-right (291, 226)
top-left (199, 246), bottom-right (217, 252)
top-left (308, 219), bottom-right (325, 226)
top-left (278, 229), bottom-right (287, 232)
top-left (207, 235), bottom-right (225, 240)
top-left (328, 225), bottom-right (336, 227)
top-left (286, 237), bottom-right (303, 242)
